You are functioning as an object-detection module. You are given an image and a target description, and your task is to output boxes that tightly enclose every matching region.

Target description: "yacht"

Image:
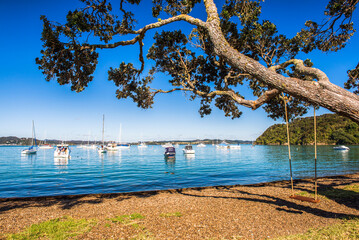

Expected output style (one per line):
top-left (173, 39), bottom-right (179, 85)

top-left (216, 141), bottom-right (229, 150)
top-left (183, 145), bottom-right (195, 154)
top-left (164, 147), bottom-right (176, 158)
top-left (333, 145), bottom-right (350, 150)
top-left (197, 143), bottom-right (206, 148)
top-left (21, 121), bottom-right (38, 155)
top-left (117, 143), bottom-right (130, 149)
top-left (98, 114), bottom-right (107, 154)
top-left (107, 143), bottom-right (118, 151)
top-left (54, 144), bottom-right (71, 158)
top-left (137, 142), bottom-right (148, 149)
top-left (38, 144), bottom-right (53, 149)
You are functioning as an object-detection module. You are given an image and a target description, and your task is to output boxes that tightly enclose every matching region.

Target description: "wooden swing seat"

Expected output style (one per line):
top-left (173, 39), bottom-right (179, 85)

top-left (289, 195), bottom-right (320, 203)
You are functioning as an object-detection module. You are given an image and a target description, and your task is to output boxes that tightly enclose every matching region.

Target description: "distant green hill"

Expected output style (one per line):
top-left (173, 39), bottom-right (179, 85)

top-left (255, 114), bottom-right (359, 145)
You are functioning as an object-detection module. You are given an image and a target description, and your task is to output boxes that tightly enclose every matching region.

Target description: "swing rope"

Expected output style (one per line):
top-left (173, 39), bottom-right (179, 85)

top-left (314, 107), bottom-right (318, 201)
top-left (283, 97), bottom-right (294, 196)
top-left (283, 96), bottom-right (320, 203)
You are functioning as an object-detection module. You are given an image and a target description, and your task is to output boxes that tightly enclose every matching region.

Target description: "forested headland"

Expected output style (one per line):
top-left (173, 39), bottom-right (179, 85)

top-left (255, 114), bottom-right (359, 145)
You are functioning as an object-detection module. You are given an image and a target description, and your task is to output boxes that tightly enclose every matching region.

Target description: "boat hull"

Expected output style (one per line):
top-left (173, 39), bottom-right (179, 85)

top-left (183, 149), bottom-right (195, 154)
top-left (21, 149), bottom-right (37, 155)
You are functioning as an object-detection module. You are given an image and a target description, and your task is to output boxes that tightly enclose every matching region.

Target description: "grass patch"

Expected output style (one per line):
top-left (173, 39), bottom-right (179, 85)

top-left (274, 217), bottom-right (359, 240)
top-left (108, 213), bottom-right (145, 224)
top-left (320, 183), bottom-right (359, 200)
top-left (7, 216), bottom-right (96, 240)
top-left (159, 212), bottom-right (182, 217)
top-left (108, 213), bottom-right (146, 230)
top-left (343, 184), bottom-right (359, 192)
top-left (295, 183), bottom-right (359, 201)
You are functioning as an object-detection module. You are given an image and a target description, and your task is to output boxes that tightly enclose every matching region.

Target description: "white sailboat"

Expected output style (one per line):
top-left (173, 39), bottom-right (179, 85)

top-left (216, 141), bottom-right (229, 150)
top-left (117, 124), bottom-right (130, 149)
top-left (98, 114), bottom-right (107, 154)
top-left (21, 121), bottom-right (38, 155)
top-left (333, 145), bottom-right (350, 150)
top-left (39, 132), bottom-right (53, 149)
top-left (197, 142), bottom-right (206, 148)
top-left (137, 142), bottom-right (148, 149)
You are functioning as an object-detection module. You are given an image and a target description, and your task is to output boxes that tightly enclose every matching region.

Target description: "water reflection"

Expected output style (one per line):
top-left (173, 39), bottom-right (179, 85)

top-left (165, 156), bottom-right (175, 167)
top-left (184, 154), bottom-right (195, 160)
top-left (54, 158), bottom-right (68, 167)
top-left (20, 153), bottom-right (37, 164)
top-left (338, 150), bottom-right (349, 161)
top-left (54, 157), bottom-right (68, 173)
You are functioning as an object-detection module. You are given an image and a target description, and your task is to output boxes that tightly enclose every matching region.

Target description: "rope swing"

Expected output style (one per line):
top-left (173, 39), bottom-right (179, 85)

top-left (282, 96), bottom-right (320, 203)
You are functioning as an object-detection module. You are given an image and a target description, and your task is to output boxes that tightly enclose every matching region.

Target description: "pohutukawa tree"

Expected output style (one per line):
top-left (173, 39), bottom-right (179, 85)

top-left (36, 0), bottom-right (359, 122)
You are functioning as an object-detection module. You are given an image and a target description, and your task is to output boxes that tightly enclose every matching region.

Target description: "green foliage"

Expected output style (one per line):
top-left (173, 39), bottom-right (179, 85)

top-left (152, 0), bottom-right (201, 17)
top-left (36, 0), bottom-right (359, 120)
top-left (7, 216), bottom-right (96, 240)
top-left (293, 183), bottom-right (359, 201)
top-left (255, 114), bottom-right (359, 145)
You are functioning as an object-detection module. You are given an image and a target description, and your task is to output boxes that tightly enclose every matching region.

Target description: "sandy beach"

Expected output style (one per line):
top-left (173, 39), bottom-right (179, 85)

top-left (0, 173), bottom-right (358, 239)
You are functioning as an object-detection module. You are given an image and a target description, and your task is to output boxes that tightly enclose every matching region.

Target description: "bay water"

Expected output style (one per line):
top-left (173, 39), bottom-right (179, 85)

top-left (0, 145), bottom-right (358, 198)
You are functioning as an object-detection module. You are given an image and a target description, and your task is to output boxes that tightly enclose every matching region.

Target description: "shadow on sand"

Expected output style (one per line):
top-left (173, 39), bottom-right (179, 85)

top-left (0, 174), bottom-right (358, 220)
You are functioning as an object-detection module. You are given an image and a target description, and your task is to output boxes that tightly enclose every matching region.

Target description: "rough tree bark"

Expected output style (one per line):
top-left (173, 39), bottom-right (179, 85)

top-left (203, 0), bottom-right (359, 122)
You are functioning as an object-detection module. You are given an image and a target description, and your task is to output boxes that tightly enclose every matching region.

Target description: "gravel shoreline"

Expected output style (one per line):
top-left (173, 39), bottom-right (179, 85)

top-left (1, 173), bottom-right (358, 239)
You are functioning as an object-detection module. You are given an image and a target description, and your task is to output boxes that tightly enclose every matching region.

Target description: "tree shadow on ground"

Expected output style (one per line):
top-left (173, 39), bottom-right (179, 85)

top-left (174, 175), bottom-right (359, 219)
top-left (0, 175), bottom-right (357, 216)
top-left (291, 177), bottom-right (359, 210)
top-left (0, 191), bottom-right (158, 213)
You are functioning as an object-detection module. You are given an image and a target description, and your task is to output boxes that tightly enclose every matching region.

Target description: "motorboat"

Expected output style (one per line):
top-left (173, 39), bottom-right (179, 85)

top-left (216, 141), bottom-right (229, 150)
top-left (21, 120), bottom-right (38, 155)
top-left (164, 147), bottom-right (176, 157)
top-left (107, 143), bottom-right (118, 151)
top-left (197, 143), bottom-right (206, 148)
top-left (54, 144), bottom-right (71, 158)
top-left (137, 142), bottom-right (148, 148)
top-left (333, 145), bottom-right (350, 150)
top-left (38, 144), bottom-right (53, 149)
top-left (183, 145), bottom-right (195, 154)
top-left (117, 143), bottom-right (130, 149)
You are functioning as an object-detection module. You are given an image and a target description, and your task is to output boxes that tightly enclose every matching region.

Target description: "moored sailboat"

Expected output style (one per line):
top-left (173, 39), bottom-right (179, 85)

top-left (98, 114), bottom-right (107, 154)
top-left (21, 121), bottom-right (38, 155)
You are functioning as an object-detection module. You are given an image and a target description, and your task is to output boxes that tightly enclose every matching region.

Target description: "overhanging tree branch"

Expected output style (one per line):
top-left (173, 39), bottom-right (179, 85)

top-left (37, 0), bottom-right (359, 123)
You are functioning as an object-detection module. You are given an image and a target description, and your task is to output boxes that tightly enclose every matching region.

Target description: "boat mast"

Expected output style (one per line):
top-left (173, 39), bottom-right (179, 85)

top-left (118, 123), bottom-right (122, 144)
top-left (102, 114), bottom-right (105, 145)
top-left (31, 120), bottom-right (36, 146)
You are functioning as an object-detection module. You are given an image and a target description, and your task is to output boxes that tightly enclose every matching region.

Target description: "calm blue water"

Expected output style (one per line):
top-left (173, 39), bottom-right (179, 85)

top-left (0, 145), bottom-right (358, 198)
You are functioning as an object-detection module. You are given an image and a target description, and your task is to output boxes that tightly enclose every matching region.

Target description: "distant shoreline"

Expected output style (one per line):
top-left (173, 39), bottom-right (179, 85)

top-left (0, 138), bottom-right (254, 146)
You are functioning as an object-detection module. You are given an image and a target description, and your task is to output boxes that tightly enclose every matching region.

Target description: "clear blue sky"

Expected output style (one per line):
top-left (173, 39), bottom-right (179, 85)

top-left (0, 0), bottom-right (358, 142)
